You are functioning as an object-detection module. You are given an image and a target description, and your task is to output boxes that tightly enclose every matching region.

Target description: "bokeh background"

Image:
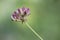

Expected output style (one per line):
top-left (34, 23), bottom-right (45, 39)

top-left (0, 0), bottom-right (60, 40)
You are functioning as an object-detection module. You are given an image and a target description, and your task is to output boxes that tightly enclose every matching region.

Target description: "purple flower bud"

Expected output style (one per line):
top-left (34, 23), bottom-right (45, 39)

top-left (22, 7), bottom-right (30, 16)
top-left (11, 7), bottom-right (30, 22)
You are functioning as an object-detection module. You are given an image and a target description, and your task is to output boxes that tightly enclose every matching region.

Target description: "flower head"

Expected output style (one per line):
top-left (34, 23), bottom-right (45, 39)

top-left (11, 7), bottom-right (30, 23)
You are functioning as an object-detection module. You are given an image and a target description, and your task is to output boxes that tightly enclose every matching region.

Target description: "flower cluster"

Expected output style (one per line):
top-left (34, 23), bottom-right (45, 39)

top-left (11, 7), bottom-right (30, 23)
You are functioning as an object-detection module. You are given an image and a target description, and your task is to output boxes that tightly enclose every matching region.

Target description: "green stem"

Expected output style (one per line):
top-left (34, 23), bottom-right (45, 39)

top-left (25, 22), bottom-right (43, 40)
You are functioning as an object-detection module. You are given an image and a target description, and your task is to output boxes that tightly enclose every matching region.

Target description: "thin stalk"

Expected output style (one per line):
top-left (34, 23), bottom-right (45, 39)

top-left (25, 22), bottom-right (43, 40)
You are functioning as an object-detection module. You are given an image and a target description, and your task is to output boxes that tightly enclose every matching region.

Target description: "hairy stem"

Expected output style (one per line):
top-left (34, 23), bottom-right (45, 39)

top-left (25, 22), bottom-right (43, 40)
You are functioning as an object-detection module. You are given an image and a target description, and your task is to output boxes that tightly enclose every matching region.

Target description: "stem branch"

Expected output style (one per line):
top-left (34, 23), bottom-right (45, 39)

top-left (25, 22), bottom-right (43, 40)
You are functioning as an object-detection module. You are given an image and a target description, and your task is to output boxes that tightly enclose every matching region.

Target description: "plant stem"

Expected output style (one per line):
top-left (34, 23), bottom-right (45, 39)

top-left (25, 22), bottom-right (43, 40)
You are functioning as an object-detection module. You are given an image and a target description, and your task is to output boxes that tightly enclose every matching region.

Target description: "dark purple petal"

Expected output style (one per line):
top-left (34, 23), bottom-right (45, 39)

top-left (22, 7), bottom-right (26, 11)
top-left (21, 7), bottom-right (30, 16)
top-left (26, 8), bottom-right (30, 15)
top-left (18, 8), bottom-right (21, 13)
top-left (11, 12), bottom-right (20, 20)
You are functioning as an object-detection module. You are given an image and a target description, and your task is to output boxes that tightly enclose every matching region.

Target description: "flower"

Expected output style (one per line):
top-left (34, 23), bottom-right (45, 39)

top-left (11, 7), bottom-right (43, 40)
top-left (11, 7), bottom-right (30, 23)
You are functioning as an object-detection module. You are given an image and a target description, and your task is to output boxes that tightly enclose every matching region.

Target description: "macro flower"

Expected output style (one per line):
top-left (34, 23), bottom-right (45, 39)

top-left (11, 7), bottom-right (43, 40)
top-left (11, 7), bottom-right (30, 23)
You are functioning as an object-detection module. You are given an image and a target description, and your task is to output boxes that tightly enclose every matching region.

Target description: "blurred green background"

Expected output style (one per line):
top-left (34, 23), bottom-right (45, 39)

top-left (0, 0), bottom-right (60, 40)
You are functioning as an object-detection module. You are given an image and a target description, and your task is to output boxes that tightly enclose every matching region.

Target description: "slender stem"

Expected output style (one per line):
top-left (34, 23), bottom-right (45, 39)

top-left (25, 22), bottom-right (43, 40)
